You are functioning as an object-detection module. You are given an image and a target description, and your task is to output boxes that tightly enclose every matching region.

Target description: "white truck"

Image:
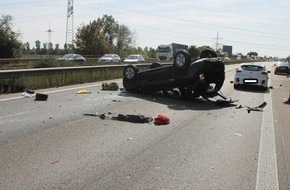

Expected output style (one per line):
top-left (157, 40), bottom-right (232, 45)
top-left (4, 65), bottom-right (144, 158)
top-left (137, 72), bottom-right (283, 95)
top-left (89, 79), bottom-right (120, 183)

top-left (157, 43), bottom-right (188, 61)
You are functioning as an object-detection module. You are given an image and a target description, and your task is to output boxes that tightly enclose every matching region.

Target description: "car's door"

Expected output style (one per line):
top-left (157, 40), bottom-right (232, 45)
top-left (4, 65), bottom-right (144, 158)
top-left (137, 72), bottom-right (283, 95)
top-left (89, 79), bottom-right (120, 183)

top-left (113, 55), bottom-right (119, 62)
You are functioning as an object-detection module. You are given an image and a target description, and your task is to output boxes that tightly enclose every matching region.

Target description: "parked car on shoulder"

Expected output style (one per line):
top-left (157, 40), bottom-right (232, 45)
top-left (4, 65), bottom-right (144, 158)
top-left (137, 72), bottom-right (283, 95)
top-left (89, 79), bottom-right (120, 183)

top-left (123, 54), bottom-right (145, 63)
top-left (98, 54), bottom-right (121, 63)
top-left (274, 61), bottom-right (289, 75)
top-left (234, 63), bottom-right (269, 91)
top-left (56, 54), bottom-right (86, 63)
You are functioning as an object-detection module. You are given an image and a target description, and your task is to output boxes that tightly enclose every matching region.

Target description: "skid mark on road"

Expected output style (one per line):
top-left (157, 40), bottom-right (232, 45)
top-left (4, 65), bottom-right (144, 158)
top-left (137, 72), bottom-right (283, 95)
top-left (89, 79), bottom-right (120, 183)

top-left (255, 79), bottom-right (279, 190)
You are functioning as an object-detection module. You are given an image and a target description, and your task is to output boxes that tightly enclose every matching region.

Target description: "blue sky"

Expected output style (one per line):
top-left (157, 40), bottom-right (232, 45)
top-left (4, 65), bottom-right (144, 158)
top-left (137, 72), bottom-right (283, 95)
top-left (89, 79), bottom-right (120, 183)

top-left (1, 0), bottom-right (290, 58)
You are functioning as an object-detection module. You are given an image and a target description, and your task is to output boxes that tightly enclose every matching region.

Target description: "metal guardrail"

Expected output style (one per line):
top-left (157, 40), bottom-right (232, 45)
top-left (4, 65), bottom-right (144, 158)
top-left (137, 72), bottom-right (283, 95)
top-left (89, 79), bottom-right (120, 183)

top-left (0, 63), bottom-right (170, 79)
top-left (0, 57), bottom-right (158, 63)
top-left (0, 63), bottom-right (171, 93)
top-left (0, 60), bottom-right (249, 80)
top-left (0, 64), bottom-right (129, 79)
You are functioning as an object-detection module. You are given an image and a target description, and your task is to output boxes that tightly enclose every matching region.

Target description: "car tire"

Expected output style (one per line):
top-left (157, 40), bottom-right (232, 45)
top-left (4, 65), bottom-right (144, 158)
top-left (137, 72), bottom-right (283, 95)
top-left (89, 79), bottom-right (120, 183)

top-left (123, 65), bottom-right (140, 92)
top-left (149, 62), bottom-right (162, 69)
top-left (262, 86), bottom-right (268, 91)
top-left (200, 49), bottom-right (217, 58)
top-left (179, 86), bottom-right (191, 99)
top-left (173, 50), bottom-right (191, 76)
top-left (192, 87), bottom-right (203, 98)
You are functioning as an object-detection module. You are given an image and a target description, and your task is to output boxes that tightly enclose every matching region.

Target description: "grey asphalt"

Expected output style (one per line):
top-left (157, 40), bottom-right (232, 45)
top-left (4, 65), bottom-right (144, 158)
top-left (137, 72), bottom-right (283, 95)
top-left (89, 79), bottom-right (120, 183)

top-left (0, 63), bottom-right (289, 190)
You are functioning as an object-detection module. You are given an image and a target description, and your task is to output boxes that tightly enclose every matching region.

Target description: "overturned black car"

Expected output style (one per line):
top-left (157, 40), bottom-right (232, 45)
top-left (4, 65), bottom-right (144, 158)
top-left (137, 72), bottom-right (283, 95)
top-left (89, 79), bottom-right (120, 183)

top-left (122, 49), bottom-right (225, 100)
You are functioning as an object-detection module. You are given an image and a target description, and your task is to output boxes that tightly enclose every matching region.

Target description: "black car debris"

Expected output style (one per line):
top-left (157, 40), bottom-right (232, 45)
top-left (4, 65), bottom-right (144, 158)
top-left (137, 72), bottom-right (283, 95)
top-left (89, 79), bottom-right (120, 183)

top-left (123, 49), bottom-right (228, 102)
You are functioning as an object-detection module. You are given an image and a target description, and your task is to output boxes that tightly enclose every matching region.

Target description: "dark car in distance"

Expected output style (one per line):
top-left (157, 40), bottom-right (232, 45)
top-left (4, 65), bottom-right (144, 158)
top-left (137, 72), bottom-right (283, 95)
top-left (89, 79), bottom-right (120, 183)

top-left (274, 61), bottom-right (289, 75)
top-left (122, 49), bottom-right (225, 99)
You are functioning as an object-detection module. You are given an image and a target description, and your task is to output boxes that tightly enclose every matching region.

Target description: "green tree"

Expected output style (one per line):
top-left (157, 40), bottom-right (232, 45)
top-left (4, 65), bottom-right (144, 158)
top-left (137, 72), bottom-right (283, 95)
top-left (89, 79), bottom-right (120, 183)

top-left (148, 47), bottom-right (156, 58)
top-left (188, 45), bottom-right (199, 58)
top-left (23, 42), bottom-right (30, 51)
top-left (47, 42), bottom-right (53, 54)
top-left (75, 15), bottom-right (134, 56)
top-left (247, 51), bottom-right (258, 57)
top-left (42, 43), bottom-right (47, 54)
top-left (35, 40), bottom-right (41, 54)
top-left (75, 20), bottom-right (108, 55)
top-left (54, 44), bottom-right (60, 54)
top-left (142, 47), bottom-right (156, 58)
top-left (116, 25), bottom-right (134, 52)
top-left (0, 15), bottom-right (22, 58)
top-left (99, 15), bottom-right (118, 48)
top-left (286, 55), bottom-right (290, 63)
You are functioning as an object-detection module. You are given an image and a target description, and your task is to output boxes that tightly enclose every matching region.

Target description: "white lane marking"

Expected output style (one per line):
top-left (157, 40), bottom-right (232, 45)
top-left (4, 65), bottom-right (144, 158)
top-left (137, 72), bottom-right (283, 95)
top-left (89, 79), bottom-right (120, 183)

top-left (233, 133), bottom-right (242, 137)
top-left (255, 81), bottom-right (279, 189)
top-left (0, 80), bottom-right (122, 102)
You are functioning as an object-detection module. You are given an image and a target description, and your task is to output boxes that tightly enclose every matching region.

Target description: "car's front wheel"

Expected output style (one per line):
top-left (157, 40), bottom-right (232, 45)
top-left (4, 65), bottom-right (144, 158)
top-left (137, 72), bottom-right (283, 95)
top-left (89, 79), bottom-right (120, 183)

top-left (173, 50), bottom-right (191, 76)
top-left (123, 65), bottom-right (140, 92)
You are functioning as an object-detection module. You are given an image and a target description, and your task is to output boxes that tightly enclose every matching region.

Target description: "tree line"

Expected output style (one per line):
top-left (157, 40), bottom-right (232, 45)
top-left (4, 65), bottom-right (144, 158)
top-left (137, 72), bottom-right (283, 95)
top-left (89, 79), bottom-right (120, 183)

top-left (0, 14), bottom-right (157, 59)
top-left (1, 14), bottom-right (289, 61)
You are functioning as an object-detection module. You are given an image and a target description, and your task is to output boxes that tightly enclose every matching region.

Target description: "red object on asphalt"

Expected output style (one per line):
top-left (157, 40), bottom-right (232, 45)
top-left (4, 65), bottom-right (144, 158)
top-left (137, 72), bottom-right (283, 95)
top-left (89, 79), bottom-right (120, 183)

top-left (154, 114), bottom-right (170, 125)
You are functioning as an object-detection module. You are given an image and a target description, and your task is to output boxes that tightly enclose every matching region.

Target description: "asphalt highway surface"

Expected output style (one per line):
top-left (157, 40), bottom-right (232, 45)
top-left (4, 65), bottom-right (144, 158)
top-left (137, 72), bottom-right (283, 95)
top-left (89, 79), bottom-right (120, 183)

top-left (0, 63), bottom-right (289, 190)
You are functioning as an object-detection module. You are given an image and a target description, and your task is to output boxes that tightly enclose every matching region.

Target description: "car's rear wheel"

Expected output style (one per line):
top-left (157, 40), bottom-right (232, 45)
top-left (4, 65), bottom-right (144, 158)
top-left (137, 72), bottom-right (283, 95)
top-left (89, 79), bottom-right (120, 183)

top-left (173, 50), bottom-right (191, 76)
top-left (262, 86), bottom-right (268, 91)
top-left (123, 65), bottom-right (140, 92)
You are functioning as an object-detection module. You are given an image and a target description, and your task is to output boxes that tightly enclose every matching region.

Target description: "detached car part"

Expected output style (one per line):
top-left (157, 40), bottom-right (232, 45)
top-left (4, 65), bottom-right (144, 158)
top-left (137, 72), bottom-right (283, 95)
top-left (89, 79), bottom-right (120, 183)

top-left (123, 49), bottom-right (225, 100)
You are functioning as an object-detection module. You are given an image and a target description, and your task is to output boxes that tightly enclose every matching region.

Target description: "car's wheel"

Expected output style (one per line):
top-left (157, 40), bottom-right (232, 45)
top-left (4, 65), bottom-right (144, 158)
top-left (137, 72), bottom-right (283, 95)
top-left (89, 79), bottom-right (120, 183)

top-left (123, 65), bottom-right (140, 92)
top-left (192, 86), bottom-right (203, 98)
top-left (179, 86), bottom-right (191, 99)
top-left (200, 49), bottom-right (217, 58)
top-left (173, 50), bottom-right (191, 76)
top-left (149, 62), bottom-right (162, 69)
top-left (262, 86), bottom-right (268, 91)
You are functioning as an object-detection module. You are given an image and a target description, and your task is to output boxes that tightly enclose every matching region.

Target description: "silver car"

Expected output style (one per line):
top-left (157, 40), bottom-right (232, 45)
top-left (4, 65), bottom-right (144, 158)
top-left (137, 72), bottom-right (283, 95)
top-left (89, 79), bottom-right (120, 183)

top-left (56, 54), bottom-right (86, 63)
top-left (98, 54), bottom-right (121, 63)
top-left (123, 54), bottom-right (145, 63)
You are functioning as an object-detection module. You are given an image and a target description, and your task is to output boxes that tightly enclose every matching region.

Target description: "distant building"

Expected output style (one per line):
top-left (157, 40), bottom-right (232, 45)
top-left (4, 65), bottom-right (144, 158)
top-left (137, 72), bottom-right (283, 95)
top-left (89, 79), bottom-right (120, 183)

top-left (222, 45), bottom-right (233, 58)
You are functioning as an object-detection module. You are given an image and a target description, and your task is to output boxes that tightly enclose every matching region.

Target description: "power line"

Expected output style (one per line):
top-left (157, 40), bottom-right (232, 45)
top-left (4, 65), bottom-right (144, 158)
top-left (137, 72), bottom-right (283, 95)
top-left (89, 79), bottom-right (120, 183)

top-left (84, 2), bottom-right (290, 41)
